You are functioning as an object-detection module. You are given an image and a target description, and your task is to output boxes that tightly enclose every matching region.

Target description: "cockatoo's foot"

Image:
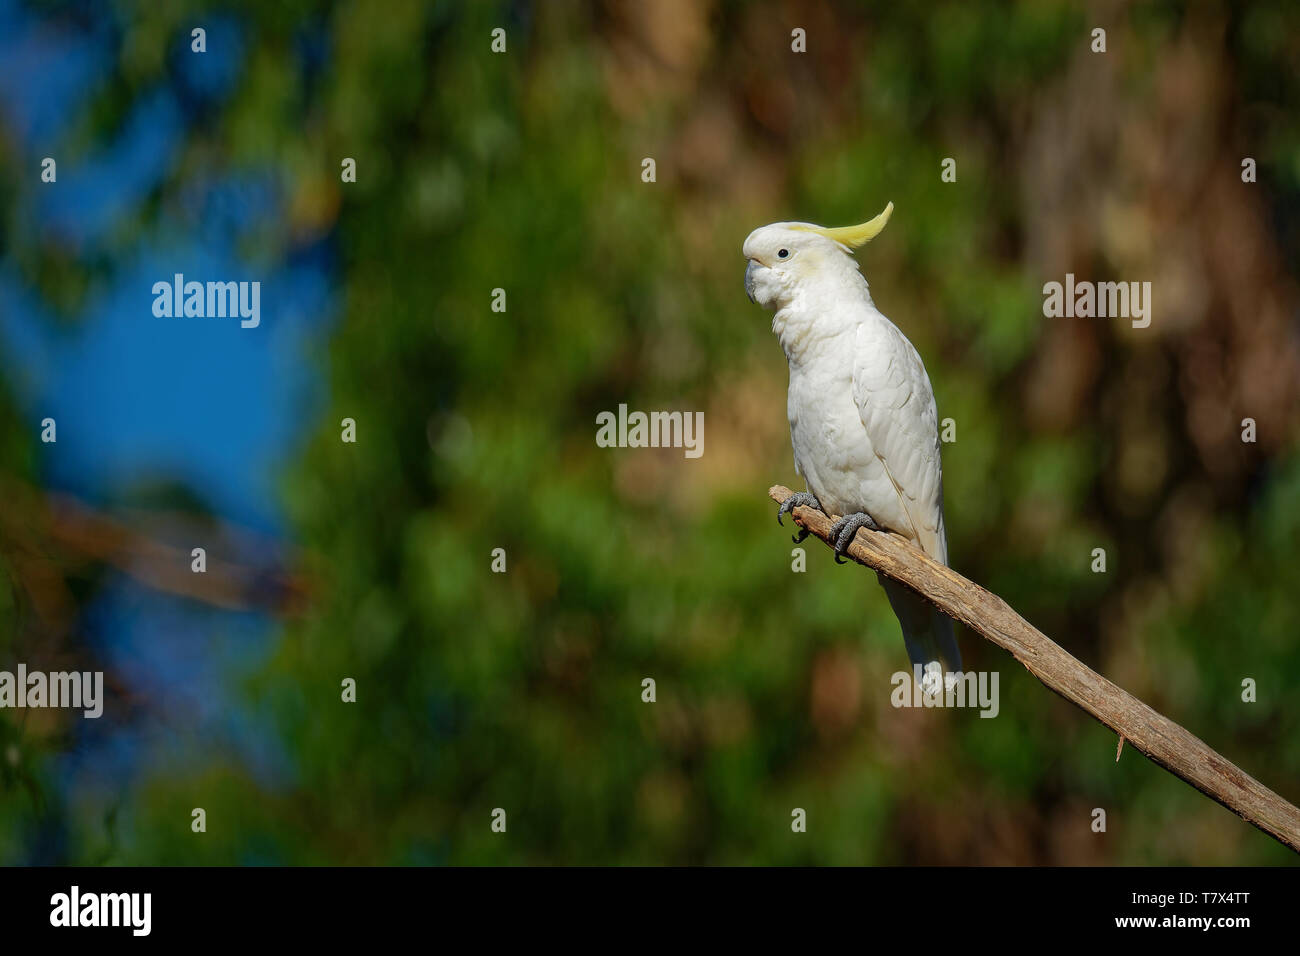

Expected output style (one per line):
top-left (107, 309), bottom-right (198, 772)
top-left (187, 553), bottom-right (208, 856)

top-left (777, 492), bottom-right (823, 543)
top-left (829, 511), bottom-right (879, 563)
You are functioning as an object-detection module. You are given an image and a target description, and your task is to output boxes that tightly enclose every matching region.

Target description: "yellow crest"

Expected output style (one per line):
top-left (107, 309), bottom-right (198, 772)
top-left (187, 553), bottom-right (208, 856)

top-left (792, 202), bottom-right (893, 249)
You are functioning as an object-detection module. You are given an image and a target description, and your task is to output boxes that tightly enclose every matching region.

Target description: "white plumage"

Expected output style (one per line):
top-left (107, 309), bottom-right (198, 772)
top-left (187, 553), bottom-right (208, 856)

top-left (743, 204), bottom-right (961, 685)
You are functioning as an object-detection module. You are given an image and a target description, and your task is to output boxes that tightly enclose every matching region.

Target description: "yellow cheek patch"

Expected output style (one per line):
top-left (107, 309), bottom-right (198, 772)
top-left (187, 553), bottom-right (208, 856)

top-left (792, 201), bottom-right (893, 249)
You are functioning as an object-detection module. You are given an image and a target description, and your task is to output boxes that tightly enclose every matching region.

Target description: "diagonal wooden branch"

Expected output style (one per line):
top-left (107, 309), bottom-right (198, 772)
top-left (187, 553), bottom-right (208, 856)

top-left (769, 483), bottom-right (1300, 855)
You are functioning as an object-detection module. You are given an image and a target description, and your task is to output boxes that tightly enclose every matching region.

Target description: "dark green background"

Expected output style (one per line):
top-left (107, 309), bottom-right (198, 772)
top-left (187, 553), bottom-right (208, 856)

top-left (2, 0), bottom-right (1299, 864)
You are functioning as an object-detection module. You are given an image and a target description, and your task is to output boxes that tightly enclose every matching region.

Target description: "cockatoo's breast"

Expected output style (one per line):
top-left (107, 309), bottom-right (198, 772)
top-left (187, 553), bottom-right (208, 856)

top-left (783, 312), bottom-right (917, 535)
top-left (770, 264), bottom-right (870, 367)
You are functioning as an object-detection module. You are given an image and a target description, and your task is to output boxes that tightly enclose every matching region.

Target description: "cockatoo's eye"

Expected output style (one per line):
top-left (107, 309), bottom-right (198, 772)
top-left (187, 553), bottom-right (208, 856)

top-left (777, 249), bottom-right (790, 259)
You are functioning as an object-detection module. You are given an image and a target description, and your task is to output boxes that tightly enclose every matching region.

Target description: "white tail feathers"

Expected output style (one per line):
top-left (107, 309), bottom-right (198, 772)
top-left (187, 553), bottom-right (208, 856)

top-left (879, 574), bottom-right (962, 688)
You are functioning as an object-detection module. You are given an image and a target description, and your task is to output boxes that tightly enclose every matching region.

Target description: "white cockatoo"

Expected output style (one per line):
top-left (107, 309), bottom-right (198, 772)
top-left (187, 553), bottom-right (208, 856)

top-left (743, 202), bottom-right (961, 688)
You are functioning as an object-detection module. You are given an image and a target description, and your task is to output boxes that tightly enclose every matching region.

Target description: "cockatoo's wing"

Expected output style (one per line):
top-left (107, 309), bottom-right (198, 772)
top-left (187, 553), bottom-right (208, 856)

top-left (850, 318), bottom-right (947, 564)
top-left (851, 317), bottom-right (961, 679)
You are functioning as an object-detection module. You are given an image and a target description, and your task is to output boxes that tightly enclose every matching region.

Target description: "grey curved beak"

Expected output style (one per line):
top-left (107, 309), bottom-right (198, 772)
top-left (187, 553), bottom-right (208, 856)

top-left (744, 259), bottom-right (758, 304)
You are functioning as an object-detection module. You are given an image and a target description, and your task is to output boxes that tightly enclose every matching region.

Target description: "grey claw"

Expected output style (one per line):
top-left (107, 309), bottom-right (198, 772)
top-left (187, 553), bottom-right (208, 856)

top-left (828, 512), bottom-right (879, 561)
top-left (834, 524), bottom-right (855, 551)
top-left (776, 492), bottom-right (821, 527)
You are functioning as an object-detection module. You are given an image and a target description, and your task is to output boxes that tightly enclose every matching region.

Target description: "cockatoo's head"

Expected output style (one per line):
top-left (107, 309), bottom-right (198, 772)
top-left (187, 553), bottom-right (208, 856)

top-left (742, 202), bottom-right (893, 311)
